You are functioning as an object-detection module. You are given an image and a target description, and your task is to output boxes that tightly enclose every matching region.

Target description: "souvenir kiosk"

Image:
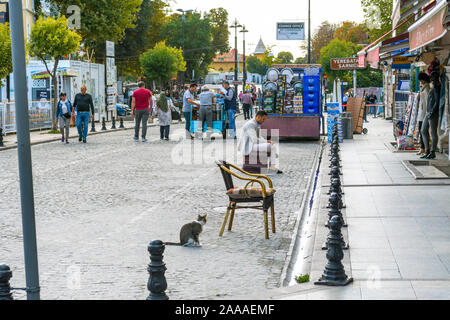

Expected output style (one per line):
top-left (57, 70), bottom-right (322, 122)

top-left (261, 64), bottom-right (322, 140)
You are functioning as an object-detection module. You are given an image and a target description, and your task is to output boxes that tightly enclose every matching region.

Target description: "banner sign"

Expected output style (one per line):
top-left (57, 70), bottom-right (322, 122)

top-left (276, 23), bottom-right (305, 40)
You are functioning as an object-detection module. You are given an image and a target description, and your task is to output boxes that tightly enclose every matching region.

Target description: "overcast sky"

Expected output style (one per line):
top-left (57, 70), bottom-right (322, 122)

top-left (170, 0), bottom-right (365, 59)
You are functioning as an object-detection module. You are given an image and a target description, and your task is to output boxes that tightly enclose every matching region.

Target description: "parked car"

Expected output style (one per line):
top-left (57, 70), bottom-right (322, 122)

top-left (116, 104), bottom-right (131, 116)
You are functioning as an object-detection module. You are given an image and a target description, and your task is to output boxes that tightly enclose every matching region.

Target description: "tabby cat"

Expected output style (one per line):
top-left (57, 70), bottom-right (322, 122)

top-left (165, 214), bottom-right (207, 247)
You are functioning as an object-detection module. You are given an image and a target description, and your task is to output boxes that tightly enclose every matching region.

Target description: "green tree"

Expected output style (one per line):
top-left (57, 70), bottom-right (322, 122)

top-left (294, 56), bottom-right (307, 64)
top-left (361, 0), bottom-right (393, 41)
top-left (301, 21), bottom-right (337, 63)
top-left (140, 41), bottom-right (186, 89)
top-left (49, 0), bottom-right (142, 60)
top-left (247, 55), bottom-right (266, 75)
top-left (204, 8), bottom-right (231, 55)
top-left (260, 46), bottom-right (280, 68)
top-left (162, 12), bottom-right (212, 81)
top-left (334, 21), bottom-right (369, 45)
top-left (277, 51), bottom-right (294, 64)
top-left (115, 0), bottom-right (170, 76)
top-left (319, 39), bottom-right (360, 83)
top-left (0, 23), bottom-right (12, 87)
top-left (28, 16), bottom-right (81, 130)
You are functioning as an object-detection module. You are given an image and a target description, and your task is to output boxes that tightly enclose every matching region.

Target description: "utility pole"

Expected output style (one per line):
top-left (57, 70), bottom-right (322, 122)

top-left (177, 9), bottom-right (193, 85)
top-left (0, 1), bottom-right (10, 100)
top-left (9, 0), bottom-right (40, 300)
top-left (240, 25), bottom-right (249, 91)
top-left (308, 0), bottom-right (311, 64)
top-left (230, 19), bottom-right (242, 95)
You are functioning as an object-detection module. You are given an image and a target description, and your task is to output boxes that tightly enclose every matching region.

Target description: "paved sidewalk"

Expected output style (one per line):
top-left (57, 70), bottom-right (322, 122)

top-left (231, 117), bottom-right (450, 300)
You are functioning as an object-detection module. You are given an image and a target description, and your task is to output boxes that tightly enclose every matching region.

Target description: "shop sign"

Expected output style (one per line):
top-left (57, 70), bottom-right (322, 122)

top-left (409, 5), bottom-right (447, 52)
top-left (331, 57), bottom-right (363, 70)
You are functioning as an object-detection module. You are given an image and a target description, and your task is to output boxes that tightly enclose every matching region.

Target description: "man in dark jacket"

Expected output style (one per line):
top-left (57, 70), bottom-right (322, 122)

top-left (221, 81), bottom-right (237, 139)
top-left (421, 71), bottom-right (441, 160)
top-left (72, 85), bottom-right (95, 143)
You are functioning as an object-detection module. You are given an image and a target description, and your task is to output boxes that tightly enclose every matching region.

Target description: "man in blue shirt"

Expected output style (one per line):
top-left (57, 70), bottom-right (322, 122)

top-left (183, 83), bottom-right (200, 139)
top-left (221, 81), bottom-right (237, 139)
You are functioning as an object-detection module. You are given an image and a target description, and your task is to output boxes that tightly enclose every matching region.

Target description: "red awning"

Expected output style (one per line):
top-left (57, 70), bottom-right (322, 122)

top-left (408, 0), bottom-right (448, 51)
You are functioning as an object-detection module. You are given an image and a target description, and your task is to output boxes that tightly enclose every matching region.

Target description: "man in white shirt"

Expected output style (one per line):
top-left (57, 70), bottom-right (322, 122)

top-left (238, 111), bottom-right (283, 174)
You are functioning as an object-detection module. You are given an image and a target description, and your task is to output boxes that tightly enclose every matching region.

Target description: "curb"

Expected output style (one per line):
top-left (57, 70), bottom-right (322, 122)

top-left (279, 138), bottom-right (325, 286)
top-left (0, 121), bottom-right (174, 152)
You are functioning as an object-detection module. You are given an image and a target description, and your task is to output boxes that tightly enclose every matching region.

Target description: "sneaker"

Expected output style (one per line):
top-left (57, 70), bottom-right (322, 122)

top-left (61, 137), bottom-right (65, 143)
top-left (142, 138), bottom-right (147, 143)
top-left (83, 139), bottom-right (87, 144)
top-left (66, 140), bottom-right (69, 144)
top-left (133, 136), bottom-right (139, 142)
top-left (79, 136), bottom-right (82, 142)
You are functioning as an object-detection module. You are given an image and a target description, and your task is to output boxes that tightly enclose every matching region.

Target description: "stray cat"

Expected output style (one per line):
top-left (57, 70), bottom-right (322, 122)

top-left (165, 214), bottom-right (207, 247)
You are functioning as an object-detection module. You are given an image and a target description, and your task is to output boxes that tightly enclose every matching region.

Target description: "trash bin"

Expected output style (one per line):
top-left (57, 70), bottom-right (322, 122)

top-left (341, 112), bottom-right (353, 140)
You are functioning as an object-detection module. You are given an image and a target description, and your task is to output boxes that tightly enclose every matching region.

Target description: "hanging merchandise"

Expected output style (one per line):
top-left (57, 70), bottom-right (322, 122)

top-left (281, 68), bottom-right (295, 84)
top-left (407, 93), bottom-right (420, 137)
top-left (266, 68), bottom-right (280, 82)
top-left (262, 81), bottom-right (277, 113)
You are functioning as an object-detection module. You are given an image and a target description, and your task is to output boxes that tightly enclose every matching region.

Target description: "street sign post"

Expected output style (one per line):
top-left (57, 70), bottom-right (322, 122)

top-left (330, 57), bottom-right (366, 71)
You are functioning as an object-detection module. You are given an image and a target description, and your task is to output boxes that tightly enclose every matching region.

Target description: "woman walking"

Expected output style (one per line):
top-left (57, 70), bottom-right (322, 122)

top-left (421, 71), bottom-right (441, 160)
top-left (56, 92), bottom-right (72, 144)
top-left (154, 89), bottom-right (176, 140)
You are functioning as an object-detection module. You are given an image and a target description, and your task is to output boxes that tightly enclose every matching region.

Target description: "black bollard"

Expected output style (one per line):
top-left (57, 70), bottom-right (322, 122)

top-left (111, 117), bottom-right (116, 130)
top-left (90, 118), bottom-right (96, 133)
top-left (101, 117), bottom-right (107, 131)
top-left (328, 178), bottom-right (344, 195)
top-left (325, 193), bottom-right (347, 223)
top-left (329, 166), bottom-right (342, 178)
top-left (119, 118), bottom-right (125, 129)
top-left (0, 265), bottom-right (13, 300)
top-left (316, 216), bottom-right (353, 286)
top-left (329, 156), bottom-right (341, 169)
top-left (147, 240), bottom-right (169, 300)
top-left (0, 128), bottom-right (4, 147)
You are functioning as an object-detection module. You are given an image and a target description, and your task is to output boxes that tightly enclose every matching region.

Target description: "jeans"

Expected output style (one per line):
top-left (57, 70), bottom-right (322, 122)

top-left (243, 104), bottom-right (251, 120)
top-left (183, 111), bottom-right (191, 134)
top-left (160, 125), bottom-right (170, 139)
top-left (59, 116), bottom-right (70, 140)
top-left (421, 114), bottom-right (439, 153)
top-left (418, 121), bottom-right (425, 149)
top-left (227, 109), bottom-right (236, 138)
top-left (135, 109), bottom-right (150, 139)
top-left (76, 112), bottom-right (90, 139)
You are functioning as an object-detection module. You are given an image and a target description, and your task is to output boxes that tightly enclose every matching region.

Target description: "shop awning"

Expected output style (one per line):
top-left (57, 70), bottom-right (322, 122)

top-left (31, 68), bottom-right (79, 79)
top-left (408, 0), bottom-right (448, 52)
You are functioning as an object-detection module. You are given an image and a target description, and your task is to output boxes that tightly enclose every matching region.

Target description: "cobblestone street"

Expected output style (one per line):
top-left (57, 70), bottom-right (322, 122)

top-left (0, 119), bottom-right (320, 300)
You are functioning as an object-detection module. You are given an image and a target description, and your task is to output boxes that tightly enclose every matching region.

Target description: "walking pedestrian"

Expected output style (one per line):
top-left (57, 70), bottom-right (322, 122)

top-left (56, 92), bottom-right (72, 144)
top-left (421, 71), bottom-right (441, 160)
top-left (417, 72), bottom-right (430, 156)
top-left (183, 84), bottom-right (200, 139)
top-left (154, 89), bottom-right (176, 141)
top-left (198, 85), bottom-right (216, 139)
top-left (241, 90), bottom-right (253, 120)
top-left (363, 92), bottom-right (370, 123)
top-left (131, 81), bottom-right (153, 143)
top-left (72, 85), bottom-right (94, 143)
top-left (257, 88), bottom-right (263, 110)
top-left (221, 81), bottom-right (238, 139)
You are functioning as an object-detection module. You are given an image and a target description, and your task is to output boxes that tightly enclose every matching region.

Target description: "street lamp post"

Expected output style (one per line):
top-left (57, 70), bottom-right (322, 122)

top-left (308, 0), bottom-right (311, 64)
top-left (9, 0), bottom-right (40, 300)
top-left (230, 19), bottom-right (242, 96)
top-left (240, 25), bottom-right (249, 91)
top-left (177, 9), bottom-right (193, 85)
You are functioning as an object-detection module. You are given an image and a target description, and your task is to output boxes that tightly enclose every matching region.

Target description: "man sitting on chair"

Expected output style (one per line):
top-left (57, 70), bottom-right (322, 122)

top-left (238, 111), bottom-right (283, 174)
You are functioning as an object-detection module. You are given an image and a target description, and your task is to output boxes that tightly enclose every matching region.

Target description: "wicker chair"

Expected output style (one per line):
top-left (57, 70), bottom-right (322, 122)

top-left (216, 160), bottom-right (276, 239)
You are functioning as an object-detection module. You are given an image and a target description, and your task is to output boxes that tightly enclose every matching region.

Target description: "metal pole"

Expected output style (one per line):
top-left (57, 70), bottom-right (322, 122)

top-left (308, 0), bottom-right (311, 64)
top-left (9, 0), bottom-right (40, 300)
top-left (234, 25), bottom-right (238, 94)
top-left (182, 13), bottom-right (185, 83)
top-left (241, 26), bottom-right (248, 91)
